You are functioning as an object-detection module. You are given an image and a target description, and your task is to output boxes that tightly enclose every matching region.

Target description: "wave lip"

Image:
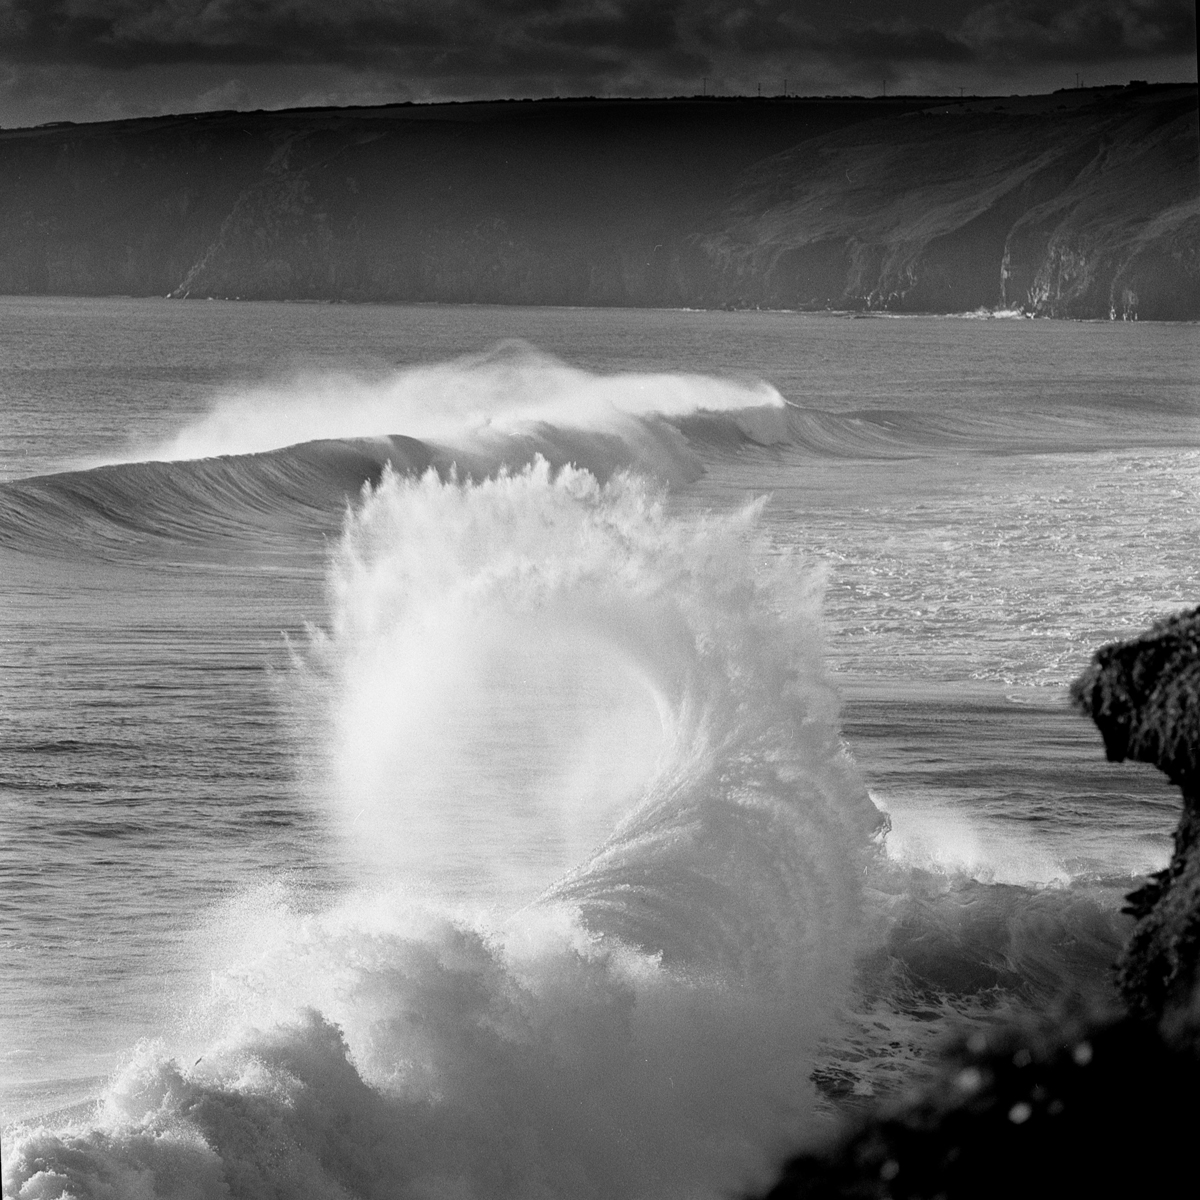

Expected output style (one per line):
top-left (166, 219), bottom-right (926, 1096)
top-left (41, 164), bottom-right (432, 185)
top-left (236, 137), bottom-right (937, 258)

top-left (137, 341), bottom-right (790, 466)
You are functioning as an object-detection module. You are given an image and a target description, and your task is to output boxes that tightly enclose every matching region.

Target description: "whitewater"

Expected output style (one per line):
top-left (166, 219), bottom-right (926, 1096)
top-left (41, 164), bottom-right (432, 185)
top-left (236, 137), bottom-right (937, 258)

top-left (1, 298), bottom-right (1198, 1199)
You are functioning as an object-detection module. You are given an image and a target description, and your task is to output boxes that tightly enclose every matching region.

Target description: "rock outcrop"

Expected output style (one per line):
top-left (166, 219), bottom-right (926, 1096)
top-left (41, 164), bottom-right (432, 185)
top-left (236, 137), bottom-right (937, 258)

top-left (0, 86), bottom-right (1196, 317)
top-left (1070, 606), bottom-right (1200, 1020)
top-left (757, 608), bottom-right (1200, 1198)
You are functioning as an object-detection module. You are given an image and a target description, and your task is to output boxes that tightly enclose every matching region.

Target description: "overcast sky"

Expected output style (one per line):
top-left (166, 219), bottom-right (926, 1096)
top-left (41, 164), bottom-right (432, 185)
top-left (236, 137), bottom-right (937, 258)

top-left (0, 0), bottom-right (1194, 128)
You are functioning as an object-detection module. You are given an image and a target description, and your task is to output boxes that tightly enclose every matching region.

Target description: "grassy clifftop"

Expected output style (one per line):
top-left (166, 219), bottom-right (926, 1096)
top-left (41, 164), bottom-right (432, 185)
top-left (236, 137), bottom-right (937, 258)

top-left (1, 87), bottom-right (1195, 317)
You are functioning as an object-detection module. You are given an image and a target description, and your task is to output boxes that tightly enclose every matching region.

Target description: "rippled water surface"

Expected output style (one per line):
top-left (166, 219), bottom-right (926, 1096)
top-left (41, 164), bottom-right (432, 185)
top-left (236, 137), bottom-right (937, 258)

top-left (1, 298), bottom-right (1196, 1198)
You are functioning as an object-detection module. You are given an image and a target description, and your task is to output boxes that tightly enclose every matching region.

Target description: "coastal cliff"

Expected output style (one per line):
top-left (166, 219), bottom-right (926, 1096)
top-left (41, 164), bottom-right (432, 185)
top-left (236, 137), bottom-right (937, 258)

top-left (0, 86), bottom-right (1196, 317)
top-left (696, 87), bottom-right (1200, 318)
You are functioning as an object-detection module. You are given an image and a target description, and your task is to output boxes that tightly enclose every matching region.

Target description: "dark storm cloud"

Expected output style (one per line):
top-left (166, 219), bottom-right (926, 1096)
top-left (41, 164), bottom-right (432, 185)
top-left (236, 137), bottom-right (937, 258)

top-left (0, 0), bottom-right (1192, 72)
top-left (0, 1), bottom-right (473, 67)
top-left (962, 0), bottom-right (1196, 62)
top-left (0, 1), bottom-right (1193, 126)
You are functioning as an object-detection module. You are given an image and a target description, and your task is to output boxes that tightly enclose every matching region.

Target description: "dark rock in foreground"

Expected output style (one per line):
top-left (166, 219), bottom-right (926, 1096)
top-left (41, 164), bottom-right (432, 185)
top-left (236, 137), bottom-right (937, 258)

top-left (0, 86), bottom-right (1196, 317)
top-left (759, 608), bottom-right (1200, 1198)
top-left (763, 1018), bottom-right (1199, 1200)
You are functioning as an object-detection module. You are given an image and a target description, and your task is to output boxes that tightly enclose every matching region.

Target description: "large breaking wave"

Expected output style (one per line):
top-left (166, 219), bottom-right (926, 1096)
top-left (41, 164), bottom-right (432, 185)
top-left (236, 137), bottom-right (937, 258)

top-left (4, 459), bottom-right (883, 1199)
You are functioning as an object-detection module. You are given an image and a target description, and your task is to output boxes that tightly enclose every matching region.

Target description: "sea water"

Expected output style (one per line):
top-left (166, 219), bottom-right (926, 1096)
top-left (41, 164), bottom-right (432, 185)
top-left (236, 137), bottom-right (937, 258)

top-left (1, 297), bottom-right (1197, 1198)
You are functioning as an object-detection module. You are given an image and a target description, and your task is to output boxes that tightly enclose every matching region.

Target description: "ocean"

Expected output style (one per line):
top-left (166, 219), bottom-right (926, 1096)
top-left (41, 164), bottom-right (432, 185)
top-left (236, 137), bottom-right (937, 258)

top-left (1, 296), bottom-right (1197, 1198)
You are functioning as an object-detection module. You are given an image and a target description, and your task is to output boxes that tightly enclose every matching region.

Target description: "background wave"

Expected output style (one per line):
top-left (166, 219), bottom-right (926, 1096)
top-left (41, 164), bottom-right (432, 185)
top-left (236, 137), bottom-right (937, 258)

top-left (0, 347), bottom-right (785, 558)
top-left (4, 343), bottom-right (1197, 560)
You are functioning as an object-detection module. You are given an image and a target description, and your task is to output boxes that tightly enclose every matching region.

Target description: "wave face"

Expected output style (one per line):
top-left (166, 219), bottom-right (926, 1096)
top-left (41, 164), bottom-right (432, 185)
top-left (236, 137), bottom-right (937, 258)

top-left (4, 462), bottom-right (882, 1199)
top-left (0, 345), bottom-right (792, 558)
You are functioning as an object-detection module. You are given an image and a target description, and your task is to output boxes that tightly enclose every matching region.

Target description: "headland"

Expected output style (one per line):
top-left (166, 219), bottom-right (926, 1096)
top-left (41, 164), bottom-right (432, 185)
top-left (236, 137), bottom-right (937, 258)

top-left (1, 86), bottom-right (1196, 318)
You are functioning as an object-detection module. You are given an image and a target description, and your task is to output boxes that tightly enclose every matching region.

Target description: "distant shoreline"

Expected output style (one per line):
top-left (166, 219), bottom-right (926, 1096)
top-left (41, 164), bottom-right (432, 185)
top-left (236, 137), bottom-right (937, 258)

top-left (4, 293), bottom-right (1196, 323)
top-left (2, 86), bottom-right (1196, 319)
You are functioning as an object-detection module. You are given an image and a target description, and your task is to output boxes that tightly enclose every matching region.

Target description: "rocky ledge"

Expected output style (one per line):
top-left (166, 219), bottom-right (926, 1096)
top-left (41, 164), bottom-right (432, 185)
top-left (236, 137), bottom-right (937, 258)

top-left (1071, 605), bottom-right (1200, 1021)
top-left (758, 608), bottom-right (1200, 1198)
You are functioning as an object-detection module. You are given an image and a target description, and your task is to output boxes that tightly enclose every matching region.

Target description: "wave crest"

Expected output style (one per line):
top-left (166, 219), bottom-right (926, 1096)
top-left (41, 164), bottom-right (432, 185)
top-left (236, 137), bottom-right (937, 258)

top-left (304, 459), bottom-right (881, 972)
top-left (3, 459), bottom-right (885, 1199)
top-left (144, 341), bottom-right (788, 465)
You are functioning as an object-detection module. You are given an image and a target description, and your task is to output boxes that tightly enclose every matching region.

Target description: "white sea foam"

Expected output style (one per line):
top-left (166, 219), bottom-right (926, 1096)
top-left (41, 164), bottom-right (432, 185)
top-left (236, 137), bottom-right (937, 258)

top-left (4, 460), bottom-right (880, 1199)
top-left (871, 791), bottom-right (1071, 888)
top-left (140, 342), bottom-right (788, 466)
top-left (4, 896), bottom-right (822, 1200)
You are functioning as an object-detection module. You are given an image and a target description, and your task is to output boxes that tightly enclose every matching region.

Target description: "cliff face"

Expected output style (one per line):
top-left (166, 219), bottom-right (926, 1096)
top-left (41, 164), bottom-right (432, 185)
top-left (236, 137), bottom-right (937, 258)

top-left (700, 88), bottom-right (1200, 318)
top-left (0, 88), bottom-right (1196, 317)
top-left (0, 98), bottom-right (915, 306)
